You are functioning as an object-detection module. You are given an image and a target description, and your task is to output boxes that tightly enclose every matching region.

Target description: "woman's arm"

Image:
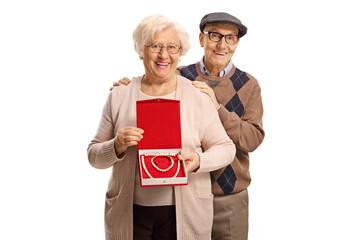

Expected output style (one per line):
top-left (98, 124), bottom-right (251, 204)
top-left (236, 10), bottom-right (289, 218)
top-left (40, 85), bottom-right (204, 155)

top-left (196, 112), bottom-right (236, 173)
top-left (87, 92), bottom-right (143, 169)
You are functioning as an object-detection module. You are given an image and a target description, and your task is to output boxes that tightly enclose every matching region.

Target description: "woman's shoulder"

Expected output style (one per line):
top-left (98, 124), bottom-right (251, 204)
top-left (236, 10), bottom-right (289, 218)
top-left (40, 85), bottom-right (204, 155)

top-left (178, 75), bottom-right (208, 97)
top-left (105, 76), bottom-right (142, 110)
top-left (177, 75), bottom-right (215, 109)
top-left (110, 76), bottom-right (142, 96)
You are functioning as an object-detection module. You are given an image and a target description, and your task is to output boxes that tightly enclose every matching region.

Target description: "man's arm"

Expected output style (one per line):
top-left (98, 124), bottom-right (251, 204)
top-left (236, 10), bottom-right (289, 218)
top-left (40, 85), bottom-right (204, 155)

top-left (191, 77), bottom-right (264, 153)
top-left (218, 82), bottom-right (264, 152)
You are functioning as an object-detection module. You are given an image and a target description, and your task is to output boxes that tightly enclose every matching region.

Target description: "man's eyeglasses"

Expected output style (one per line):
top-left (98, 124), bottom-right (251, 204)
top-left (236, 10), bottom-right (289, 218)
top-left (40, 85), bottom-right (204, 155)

top-left (204, 31), bottom-right (239, 45)
top-left (145, 43), bottom-right (181, 54)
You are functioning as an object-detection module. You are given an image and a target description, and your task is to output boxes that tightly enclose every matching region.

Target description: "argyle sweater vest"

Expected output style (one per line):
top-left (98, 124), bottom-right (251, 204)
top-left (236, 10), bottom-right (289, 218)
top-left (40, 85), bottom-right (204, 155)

top-left (179, 62), bottom-right (265, 195)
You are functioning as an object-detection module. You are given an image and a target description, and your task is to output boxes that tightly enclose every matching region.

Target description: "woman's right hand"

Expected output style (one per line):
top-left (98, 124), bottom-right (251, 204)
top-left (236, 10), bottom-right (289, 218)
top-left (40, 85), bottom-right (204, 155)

top-left (110, 77), bottom-right (132, 91)
top-left (114, 127), bottom-right (144, 157)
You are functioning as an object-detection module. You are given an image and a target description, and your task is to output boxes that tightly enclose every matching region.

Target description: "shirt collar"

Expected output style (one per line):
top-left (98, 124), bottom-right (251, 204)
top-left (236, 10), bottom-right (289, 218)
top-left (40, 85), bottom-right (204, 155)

top-left (199, 56), bottom-right (233, 77)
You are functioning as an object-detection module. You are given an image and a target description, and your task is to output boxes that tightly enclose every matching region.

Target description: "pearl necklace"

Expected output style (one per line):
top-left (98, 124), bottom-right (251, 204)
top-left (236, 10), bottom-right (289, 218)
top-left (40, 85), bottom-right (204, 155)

top-left (141, 153), bottom-right (180, 179)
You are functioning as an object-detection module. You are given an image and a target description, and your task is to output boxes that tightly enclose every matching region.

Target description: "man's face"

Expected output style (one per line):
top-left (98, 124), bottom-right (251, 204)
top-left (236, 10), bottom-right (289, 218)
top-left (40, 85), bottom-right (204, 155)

top-left (199, 23), bottom-right (239, 73)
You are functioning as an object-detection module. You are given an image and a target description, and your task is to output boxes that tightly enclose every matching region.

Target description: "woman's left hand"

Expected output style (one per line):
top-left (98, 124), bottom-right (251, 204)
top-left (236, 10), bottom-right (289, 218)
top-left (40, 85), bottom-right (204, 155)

top-left (178, 152), bottom-right (200, 173)
top-left (192, 81), bottom-right (220, 109)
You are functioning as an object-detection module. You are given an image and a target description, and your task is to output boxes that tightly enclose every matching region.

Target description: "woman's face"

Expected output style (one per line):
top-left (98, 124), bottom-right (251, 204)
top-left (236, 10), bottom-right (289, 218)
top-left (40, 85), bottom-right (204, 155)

top-left (142, 28), bottom-right (181, 82)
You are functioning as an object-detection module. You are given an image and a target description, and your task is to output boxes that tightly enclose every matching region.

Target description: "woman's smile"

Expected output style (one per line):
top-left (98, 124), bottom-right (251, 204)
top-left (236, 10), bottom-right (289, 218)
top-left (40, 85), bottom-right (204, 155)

top-left (155, 61), bottom-right (170, 69)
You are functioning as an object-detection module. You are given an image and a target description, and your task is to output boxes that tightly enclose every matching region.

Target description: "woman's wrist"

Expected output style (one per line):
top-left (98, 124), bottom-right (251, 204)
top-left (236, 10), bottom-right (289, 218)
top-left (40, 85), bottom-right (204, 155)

top-left (114, 136), bottom-right (126, 157)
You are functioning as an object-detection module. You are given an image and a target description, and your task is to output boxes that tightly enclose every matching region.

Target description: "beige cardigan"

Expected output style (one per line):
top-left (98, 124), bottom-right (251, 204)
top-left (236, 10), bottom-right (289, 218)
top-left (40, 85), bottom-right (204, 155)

top-left (87, 75), bottom-right (235, 240)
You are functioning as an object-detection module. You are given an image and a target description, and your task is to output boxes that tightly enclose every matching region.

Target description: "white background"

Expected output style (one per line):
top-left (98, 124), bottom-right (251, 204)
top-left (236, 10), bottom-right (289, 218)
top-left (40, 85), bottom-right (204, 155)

top-left (1, 0), bottom-right (359, 239)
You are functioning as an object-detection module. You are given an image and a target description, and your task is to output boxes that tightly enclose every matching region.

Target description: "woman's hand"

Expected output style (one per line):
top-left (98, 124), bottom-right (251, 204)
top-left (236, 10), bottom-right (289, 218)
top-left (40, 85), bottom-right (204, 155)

top-left (178, 152), bottom-right (200, 173)
top-left (192, 81), bottom-right (219, 109)
top-left (110, 77), bottom-right (132, 91)
top-left (114, 127), bottom-right (144, 157)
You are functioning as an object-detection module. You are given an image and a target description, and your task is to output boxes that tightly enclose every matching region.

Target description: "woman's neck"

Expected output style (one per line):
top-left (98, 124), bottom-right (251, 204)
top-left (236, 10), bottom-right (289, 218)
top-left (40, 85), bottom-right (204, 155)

top-left (141, 74), bottom-right (177, 96)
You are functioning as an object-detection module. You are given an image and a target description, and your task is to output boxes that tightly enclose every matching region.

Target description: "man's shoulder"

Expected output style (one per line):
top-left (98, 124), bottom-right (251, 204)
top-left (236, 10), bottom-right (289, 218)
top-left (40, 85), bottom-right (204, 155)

top-left (177, 63), bottom-right (199, 81)
top-left (231, 66), bottom-right (260, 89)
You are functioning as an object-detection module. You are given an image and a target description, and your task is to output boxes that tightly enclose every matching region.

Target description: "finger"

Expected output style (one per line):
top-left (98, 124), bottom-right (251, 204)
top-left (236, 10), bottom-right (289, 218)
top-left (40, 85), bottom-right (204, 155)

top-left (125, 140), bottom-right (141, 147)
top-left (177, 154), bottom-right (185, 161)
top-left (199, 89), bottom-right (213, 98)
top-left (124, 127), bottom-right (144, 136)
top-left (119, 77), bottom-right (131, 85)
top-left (185, 160), bottom-right (197, 173)
top-left (119, 135), bottom-right (143, 146)
top-left (178, 154), bottom-right (193, 172)
top-left (199, 88), bottom-right (210, 94)
top-left (122, 126), bottom-right (144, 134)
top-left (117, 128), bottom-right (144, 144)
top-left (193, 83), bottom-right (210, 91)
top-left (192, 80), bottom-right (204, 85)
top-left (117, 136), bottom-right (141, 149)
top-left (123, 77), bottom-right (131, 84)
top-left (123, 135), bottom-right (143, 143)
top-left (113, 82), bottom-right (120, 87)
top-left (196, 85), bottom-right (210, 90)
top-left (192, 81), bottom-right (209, 87)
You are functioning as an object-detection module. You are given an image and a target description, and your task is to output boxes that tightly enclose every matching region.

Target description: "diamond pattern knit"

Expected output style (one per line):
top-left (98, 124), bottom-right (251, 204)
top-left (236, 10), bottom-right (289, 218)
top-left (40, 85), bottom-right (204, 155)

top-left (178, 62), bottom-right (265, 195)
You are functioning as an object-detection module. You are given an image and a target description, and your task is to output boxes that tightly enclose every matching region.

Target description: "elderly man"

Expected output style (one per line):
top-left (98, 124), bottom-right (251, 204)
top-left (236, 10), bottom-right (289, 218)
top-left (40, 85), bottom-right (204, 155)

top-left (113, 12), bottom-right (265, 240)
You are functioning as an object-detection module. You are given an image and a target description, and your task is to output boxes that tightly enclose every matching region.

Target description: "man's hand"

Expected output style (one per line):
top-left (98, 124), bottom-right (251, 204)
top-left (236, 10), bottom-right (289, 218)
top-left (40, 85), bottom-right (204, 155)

top-left (192, 81), bottom-right (220, 108)
top-left (110, 77), bottom-right (132, 91)
top-left (178, 152), bottom-right (200, 173)
top-left (114, 127), bottom-right (144, 157)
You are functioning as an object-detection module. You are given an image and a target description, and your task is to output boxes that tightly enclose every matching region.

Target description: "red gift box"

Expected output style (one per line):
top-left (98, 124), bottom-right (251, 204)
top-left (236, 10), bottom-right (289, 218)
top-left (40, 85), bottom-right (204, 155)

top-left (136, 98), bottom-right (188, 187)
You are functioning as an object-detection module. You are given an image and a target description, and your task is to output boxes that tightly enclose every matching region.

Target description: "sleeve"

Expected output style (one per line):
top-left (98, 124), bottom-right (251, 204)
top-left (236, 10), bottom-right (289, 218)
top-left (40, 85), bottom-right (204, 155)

top-left (196, 102), bottom-right (236, 173)
top-left (218, 82), bottom-right (265, 153)
top-left (87, 92), bottom-right (125, 169)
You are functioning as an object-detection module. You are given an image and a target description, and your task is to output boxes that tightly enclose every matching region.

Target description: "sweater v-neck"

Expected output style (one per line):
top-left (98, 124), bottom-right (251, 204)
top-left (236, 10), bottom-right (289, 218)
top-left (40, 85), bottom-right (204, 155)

top-left (195, 62), bottom-right (236, 82)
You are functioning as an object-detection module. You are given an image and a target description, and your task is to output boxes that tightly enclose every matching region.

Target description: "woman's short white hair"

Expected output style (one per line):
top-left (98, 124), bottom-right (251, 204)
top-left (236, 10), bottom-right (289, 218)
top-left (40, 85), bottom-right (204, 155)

top-left (133, 14), bottom-right (191, 57)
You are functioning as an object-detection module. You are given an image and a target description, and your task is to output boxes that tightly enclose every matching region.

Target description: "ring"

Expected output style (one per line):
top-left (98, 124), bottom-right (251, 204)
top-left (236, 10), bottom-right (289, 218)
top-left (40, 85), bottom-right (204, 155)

top-left (151, 155), bottom-right (174, 172)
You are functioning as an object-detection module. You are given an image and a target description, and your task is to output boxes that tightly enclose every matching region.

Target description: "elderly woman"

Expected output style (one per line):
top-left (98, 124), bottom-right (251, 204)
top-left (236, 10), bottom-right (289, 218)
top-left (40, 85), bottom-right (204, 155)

top-left (87, 14), bottom-right (235, 240)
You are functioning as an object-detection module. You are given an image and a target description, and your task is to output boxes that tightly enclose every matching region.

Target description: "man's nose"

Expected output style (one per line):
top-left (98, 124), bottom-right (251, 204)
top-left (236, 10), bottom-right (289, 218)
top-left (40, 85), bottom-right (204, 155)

top-left (217, 37), bottom-right (226, 47)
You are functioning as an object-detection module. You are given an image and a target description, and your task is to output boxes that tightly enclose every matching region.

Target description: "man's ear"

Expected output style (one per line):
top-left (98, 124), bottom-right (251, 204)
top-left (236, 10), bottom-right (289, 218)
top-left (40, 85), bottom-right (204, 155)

top-left (199, 32), bottom-right (205, 47)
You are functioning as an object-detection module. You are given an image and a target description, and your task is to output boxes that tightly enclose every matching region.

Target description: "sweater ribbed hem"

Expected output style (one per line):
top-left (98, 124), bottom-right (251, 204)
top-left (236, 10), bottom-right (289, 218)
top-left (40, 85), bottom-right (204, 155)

top-left (101, 139), bottom-right (123, 166)
top-left (106, 232), bottom-right (132, 240)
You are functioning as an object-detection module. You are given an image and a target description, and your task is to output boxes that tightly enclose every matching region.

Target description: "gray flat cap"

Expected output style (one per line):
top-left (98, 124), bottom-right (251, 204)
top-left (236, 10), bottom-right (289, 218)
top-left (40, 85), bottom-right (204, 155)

top-left (199, 12), bottom-right (247, 38)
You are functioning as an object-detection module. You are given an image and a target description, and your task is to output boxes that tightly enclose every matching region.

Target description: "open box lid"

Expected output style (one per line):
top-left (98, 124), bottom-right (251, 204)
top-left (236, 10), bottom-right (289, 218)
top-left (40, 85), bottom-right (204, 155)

top-left (136, 98), bottom-right (181, 150)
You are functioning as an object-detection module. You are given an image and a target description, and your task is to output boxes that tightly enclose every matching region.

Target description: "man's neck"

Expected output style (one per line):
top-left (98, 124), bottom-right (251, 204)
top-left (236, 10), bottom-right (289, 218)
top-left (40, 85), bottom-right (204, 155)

top-left (200, 57), bottom-right (232, 77)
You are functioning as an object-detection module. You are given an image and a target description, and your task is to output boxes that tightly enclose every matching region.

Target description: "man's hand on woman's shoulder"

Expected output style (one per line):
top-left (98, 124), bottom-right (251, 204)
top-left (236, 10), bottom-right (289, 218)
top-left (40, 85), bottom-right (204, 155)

top-left (110, 77), bottom-right (133, 91)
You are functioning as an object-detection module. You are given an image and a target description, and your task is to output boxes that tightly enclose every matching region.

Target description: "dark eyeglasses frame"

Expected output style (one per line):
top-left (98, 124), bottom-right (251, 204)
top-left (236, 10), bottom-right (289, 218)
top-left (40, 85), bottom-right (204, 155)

top-left (204, 31), bottom-right (239, 45)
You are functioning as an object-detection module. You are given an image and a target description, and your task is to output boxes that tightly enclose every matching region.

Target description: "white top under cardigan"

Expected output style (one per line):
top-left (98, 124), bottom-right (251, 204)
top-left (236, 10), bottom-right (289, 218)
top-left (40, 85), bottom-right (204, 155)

top-left (133, 90), bottom-right (176, 206)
